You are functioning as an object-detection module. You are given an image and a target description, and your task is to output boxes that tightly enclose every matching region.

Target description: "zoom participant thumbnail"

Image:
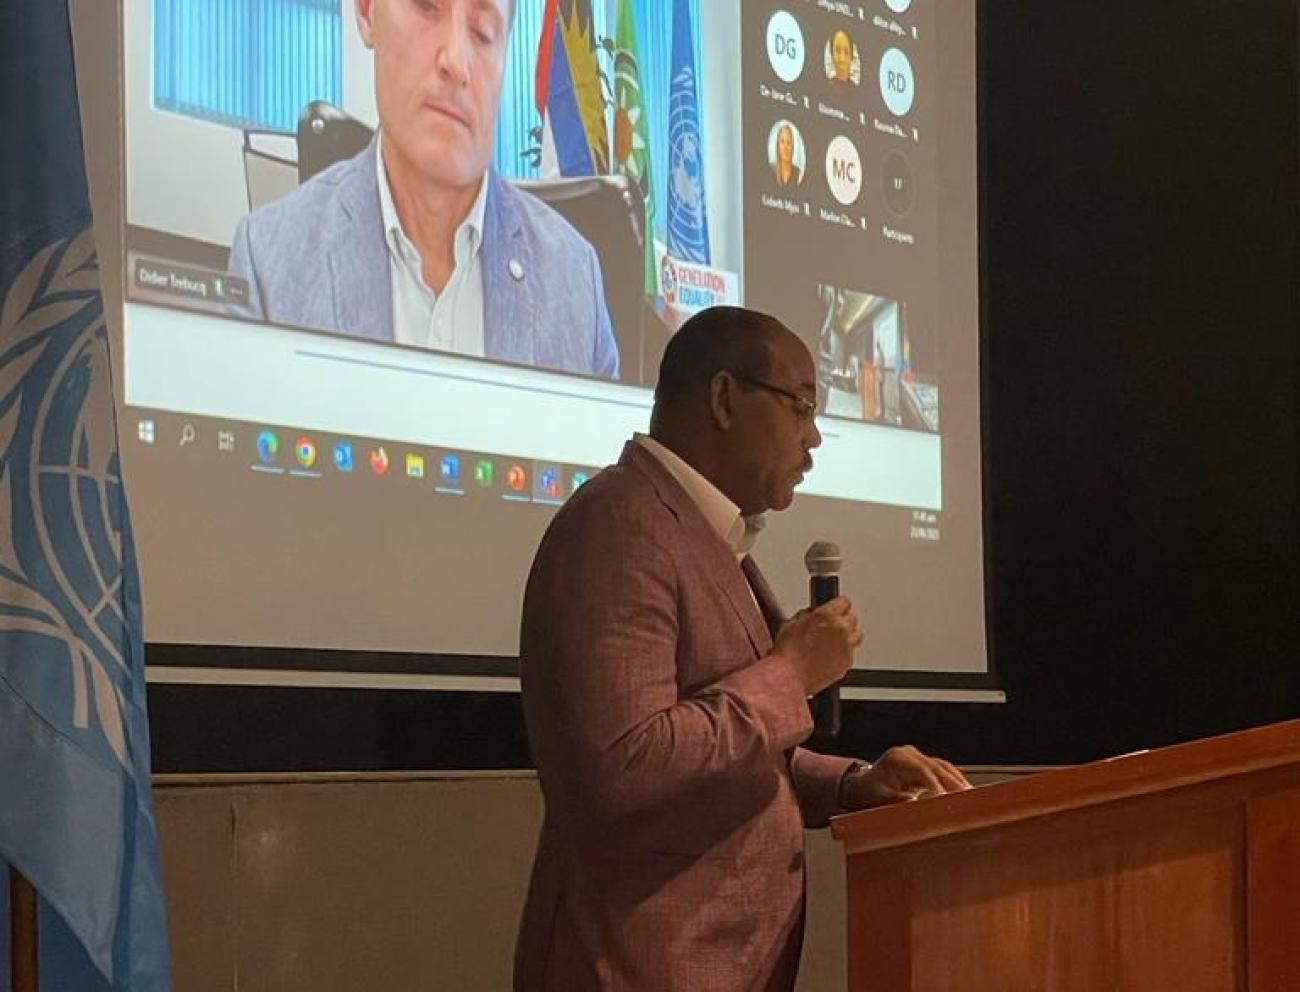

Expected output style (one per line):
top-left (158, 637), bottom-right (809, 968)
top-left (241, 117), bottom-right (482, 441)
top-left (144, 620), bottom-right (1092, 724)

top-left (816, 284), bottom-right (939, 432)
top-left (228, 0), bottom-right (617, 378)
top-left (129, 0), bottom-right (622, 380)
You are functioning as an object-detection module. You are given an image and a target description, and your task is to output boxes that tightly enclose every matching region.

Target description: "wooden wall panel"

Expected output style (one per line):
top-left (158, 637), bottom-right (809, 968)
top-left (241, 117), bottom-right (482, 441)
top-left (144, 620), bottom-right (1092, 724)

top-left (1246, 788), bottom-right (1300, 992)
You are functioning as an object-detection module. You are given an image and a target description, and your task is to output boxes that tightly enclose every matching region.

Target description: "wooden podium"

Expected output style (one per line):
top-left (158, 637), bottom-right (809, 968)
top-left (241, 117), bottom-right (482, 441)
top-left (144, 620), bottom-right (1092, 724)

top-left (829, 720), bottom-right (1300, 992)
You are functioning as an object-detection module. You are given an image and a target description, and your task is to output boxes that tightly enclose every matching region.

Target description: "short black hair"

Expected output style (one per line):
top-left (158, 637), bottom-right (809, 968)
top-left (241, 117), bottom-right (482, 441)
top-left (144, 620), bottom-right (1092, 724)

top-left (654, 306), bottom-right (783, 405)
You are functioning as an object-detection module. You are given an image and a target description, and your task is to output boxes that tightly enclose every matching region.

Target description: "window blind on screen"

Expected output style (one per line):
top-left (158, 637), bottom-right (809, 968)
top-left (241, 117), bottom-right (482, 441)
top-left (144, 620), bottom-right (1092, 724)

top-left (153, 0), bottom-right (342, 133)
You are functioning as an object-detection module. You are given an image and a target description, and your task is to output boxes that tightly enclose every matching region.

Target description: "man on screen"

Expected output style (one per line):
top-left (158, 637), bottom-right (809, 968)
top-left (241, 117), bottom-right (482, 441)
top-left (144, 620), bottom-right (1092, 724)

top-left (226, 0), bottom-right (620, 379)
top-left (514, 306), bottom-right (968, 990)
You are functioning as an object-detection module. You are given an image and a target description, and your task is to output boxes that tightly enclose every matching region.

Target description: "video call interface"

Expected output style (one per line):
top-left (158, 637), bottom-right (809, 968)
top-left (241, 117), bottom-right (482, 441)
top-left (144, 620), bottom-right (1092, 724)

top-left (118, 0), bottom-right (986, 672)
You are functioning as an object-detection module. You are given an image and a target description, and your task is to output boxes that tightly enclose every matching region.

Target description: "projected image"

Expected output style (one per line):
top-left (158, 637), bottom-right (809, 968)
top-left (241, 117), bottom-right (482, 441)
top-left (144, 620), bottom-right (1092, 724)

top-left (117, 0), bottom-right (982, 672)
top-left (224, 0), bottom-right (621, 380)
top-left (816, 284), bottom-right (938, 432)
top-left (126, 0), bottom-right (747, 386)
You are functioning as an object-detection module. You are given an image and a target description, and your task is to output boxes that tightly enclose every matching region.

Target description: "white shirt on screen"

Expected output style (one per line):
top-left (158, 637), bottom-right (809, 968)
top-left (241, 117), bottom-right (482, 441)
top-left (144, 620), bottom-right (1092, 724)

top-left (376, 134), bottom-right (488, 356)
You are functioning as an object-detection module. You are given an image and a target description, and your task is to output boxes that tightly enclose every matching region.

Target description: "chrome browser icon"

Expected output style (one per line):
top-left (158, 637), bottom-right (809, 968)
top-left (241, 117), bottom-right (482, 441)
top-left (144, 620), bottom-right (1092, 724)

top-left (296, 436), bottom-right (318, 468)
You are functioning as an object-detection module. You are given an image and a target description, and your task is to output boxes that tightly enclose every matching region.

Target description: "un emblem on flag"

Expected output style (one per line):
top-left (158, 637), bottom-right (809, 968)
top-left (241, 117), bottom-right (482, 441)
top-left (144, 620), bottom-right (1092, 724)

top-left (668, 65), bottom-right (711, 265)
top-left (0, 229), bottom-right (135, 767)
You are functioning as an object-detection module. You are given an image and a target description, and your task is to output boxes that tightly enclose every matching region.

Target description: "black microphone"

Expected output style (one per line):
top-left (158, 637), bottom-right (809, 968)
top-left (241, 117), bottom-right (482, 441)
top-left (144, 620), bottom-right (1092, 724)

top-left (804, 541), bottom-right (843, 742)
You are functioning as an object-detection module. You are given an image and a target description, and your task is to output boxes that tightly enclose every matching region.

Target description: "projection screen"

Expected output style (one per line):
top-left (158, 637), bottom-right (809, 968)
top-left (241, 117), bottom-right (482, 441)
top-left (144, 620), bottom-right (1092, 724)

top-left (94, 0), bottom-right (991, 697)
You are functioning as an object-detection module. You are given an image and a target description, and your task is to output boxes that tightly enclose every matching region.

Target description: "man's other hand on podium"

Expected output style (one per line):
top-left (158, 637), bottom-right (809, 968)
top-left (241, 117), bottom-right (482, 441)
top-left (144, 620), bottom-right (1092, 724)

top-left (840, 745), bottom-right (972, 809)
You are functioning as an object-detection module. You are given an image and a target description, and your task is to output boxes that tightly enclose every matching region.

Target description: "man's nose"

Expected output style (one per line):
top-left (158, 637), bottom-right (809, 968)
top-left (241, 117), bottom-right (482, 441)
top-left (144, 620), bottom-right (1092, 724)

top-left (435, 14), bottom-right (472, 86)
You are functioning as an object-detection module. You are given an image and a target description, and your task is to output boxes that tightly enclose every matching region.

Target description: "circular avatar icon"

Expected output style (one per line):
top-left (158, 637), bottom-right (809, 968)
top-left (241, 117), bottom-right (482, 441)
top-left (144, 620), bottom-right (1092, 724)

top-left (766, 10), bottom-right (805, 84)
top-left (885, 0), bottom-right (913, 12)
top-left (881, 150), bottom-right (914, 216)
top-left (825, 135), bottom-right (864, 206)
top-left (879, 47), bottom-right (916, 117)
top-left (768, 119), bottom-right (807, 187)
top-left (824, 29), bottom-right (862, 86)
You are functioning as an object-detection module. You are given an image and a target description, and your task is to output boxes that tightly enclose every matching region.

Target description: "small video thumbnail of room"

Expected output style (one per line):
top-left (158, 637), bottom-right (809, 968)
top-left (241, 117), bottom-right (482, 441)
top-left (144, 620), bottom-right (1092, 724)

top-left (814, 284), bottom-right (939, 433)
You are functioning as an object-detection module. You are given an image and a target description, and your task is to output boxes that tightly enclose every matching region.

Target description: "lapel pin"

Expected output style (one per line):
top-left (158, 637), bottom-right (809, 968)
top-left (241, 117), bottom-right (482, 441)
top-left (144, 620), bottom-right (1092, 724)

top-left (509, 258), bottom-right (525, 282)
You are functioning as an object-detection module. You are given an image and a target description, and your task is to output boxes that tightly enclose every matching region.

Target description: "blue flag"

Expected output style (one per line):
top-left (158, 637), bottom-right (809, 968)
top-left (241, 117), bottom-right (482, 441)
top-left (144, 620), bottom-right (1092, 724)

top-left (0, 2), bottom-right (172, 990)
top-left (666, 0), bottom-right (711, 265)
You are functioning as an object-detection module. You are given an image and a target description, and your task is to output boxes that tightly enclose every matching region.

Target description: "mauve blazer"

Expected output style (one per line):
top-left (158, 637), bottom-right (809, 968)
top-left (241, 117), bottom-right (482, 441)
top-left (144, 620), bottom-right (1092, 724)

top-left (515, 441), bottom-right (853, 991)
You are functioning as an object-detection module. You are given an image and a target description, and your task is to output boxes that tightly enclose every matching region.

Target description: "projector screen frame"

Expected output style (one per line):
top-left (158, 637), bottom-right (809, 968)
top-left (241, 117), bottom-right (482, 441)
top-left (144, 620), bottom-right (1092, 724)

top-left (88, 0), bottom-right (1004, 703)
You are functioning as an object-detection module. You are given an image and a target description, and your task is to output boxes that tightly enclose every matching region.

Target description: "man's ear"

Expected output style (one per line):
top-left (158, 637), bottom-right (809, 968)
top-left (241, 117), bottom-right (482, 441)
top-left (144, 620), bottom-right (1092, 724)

top-left (708, 371), bottom-right (736, 431)
top-left (355, 0), bottom-right (377, 49)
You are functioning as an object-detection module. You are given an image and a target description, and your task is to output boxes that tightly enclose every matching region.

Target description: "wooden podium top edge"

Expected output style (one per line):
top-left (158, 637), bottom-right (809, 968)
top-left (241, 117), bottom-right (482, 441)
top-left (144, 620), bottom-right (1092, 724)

top-left (830, 718), bottom-right (1300, 855)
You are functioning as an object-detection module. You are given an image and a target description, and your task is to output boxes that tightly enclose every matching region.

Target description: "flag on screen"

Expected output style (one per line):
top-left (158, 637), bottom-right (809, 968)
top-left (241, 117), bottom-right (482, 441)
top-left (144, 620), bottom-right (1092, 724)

top-left (613, 0), bottom-right (657, 297)
top-left (535, 0), bottom-right (609, 178)
top-left (666, 0), bottom-right (711, 265)
top-left (0, 1), bottom-right (172, 989)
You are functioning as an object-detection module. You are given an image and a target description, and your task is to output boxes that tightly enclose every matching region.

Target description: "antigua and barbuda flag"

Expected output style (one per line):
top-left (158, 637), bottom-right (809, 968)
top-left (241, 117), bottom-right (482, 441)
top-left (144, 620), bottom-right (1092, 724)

top-left (665, 0), bottom-right (711, 265)
top-left (535, 0), bottom-right (609, 178)
top-left (0, 0), bottom-right (172, 988)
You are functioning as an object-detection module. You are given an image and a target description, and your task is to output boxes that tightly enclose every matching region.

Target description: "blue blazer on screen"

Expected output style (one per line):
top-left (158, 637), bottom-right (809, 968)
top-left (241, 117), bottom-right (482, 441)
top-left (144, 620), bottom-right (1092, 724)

top-left (226, 140), bottom-right (620, 379)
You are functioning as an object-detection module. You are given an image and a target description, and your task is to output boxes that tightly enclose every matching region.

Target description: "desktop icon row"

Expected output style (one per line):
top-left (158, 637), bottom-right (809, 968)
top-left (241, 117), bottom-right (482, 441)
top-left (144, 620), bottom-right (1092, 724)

top-left (139, 419), bottom-right (595, 501)
top-left (248, 429), bottom-right (592, 499)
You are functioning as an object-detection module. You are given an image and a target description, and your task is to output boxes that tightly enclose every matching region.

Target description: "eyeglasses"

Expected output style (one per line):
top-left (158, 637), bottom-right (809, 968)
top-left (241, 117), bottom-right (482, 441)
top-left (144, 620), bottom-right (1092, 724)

top-left (733, 374), bottom-right (819, 423)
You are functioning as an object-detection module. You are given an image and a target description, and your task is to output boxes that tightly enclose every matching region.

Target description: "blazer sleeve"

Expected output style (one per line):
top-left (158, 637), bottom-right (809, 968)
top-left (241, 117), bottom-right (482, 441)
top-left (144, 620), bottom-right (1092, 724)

top-left (584, 242), bottom-right (620, 380)
top-left (224, 214), bottom-right (267, 322)
top-left (789, 747), bottom-right (858, 828)
top-left (522, 497), bottom-right (813, 824)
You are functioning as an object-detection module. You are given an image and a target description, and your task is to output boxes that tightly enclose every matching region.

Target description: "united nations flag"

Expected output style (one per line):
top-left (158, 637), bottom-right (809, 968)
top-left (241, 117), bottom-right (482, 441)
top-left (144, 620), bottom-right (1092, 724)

top-left (1, 1), bottom-right (172, 989)
top-left (666, 0), bottom-right (712, 266)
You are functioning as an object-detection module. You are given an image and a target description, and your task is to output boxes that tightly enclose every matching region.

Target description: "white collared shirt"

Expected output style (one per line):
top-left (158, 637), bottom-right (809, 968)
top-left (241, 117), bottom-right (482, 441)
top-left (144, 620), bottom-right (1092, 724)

top-left (376, 135), bottom-right (488, 355)
top-left (634, 434), bottom-right (766, 560)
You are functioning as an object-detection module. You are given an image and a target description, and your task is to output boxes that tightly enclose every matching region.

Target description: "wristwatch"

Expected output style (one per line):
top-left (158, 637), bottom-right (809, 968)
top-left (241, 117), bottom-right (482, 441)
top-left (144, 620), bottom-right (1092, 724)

top-left (836, 759), bottom-right (872, 810)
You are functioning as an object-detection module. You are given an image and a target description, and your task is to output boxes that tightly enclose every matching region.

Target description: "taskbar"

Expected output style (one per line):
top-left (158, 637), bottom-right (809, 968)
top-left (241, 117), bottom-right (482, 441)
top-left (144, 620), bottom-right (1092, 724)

top-left (126, 408), bottom-right (598, 506)
top-left (124, 408), bottom-right (944, 542)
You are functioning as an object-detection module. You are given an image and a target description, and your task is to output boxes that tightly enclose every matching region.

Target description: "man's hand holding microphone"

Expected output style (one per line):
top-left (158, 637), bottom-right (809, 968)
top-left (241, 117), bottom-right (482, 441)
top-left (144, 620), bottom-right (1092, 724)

top-left (770, 540), bottom-right (971, 808)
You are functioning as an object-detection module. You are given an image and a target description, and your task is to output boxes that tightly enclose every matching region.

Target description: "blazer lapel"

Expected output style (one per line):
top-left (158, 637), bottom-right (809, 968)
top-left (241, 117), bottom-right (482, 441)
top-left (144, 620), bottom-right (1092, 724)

top-left (482, 173), bottom-right (536, 363)
top-left (621, 443), bottom-right (774, 658)
top-left (328, 139), bottom-right (394, 342)
top-left (741, 556), bottom-right (786, 638)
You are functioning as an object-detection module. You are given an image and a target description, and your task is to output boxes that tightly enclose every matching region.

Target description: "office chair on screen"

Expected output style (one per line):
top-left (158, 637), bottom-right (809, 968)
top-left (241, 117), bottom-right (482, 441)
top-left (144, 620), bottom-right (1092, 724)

top-left (241, 100), bottom-right (386, 212)
top-left (514, 173), bottom-right (655, 384)
top-left (241, 101), bottom-right (374, 212)
top-left (296, 100), bottom-right (374, 184)
top-left (240, 129), bottom-right (298, 212)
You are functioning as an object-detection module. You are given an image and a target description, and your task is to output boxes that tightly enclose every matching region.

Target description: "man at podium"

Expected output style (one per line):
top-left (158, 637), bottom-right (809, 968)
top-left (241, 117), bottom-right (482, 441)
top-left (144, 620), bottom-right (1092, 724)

top-left (515, 307), bottom-right (968, 990)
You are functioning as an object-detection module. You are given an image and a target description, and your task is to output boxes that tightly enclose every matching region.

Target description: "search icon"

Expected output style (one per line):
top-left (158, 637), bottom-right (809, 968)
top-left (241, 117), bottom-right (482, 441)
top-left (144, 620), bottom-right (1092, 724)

top-left (179, 423), bottom-right (196, 446)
